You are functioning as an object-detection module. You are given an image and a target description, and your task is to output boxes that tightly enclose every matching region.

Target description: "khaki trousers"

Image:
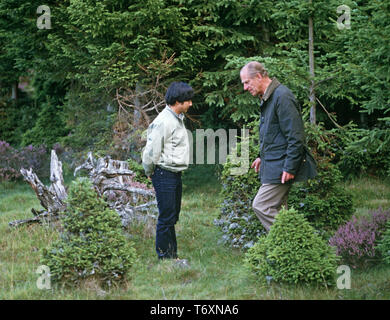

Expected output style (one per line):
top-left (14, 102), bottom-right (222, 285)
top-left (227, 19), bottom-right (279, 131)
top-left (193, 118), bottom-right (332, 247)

top-left (252, 183), bottom-right (292, 232)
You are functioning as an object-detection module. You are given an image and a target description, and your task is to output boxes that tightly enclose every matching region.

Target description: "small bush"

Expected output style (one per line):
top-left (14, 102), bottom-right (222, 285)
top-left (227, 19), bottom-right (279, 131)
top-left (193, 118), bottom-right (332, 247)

top-left (288, 159), bottom-right (354, 236)
top-left (329, 208), bottom-right (390, 268)
top-left (245, 207), bottom-right (339, 286)
top-left (376, 220), bottom-right (390, 265)
top-left (41, 177), bottom-right (137, 288)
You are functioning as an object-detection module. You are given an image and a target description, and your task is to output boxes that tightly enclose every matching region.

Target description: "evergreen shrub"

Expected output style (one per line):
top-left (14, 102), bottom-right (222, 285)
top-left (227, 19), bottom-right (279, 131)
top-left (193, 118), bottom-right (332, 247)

top-left (245, 207), bottom-right (339, 286)
top-left (41, 178), bottom-right (137, 287)
top-left (21, 101), bottom-right (68, 148)
top-left (338, 125), bottom-right (390, 178)
top-left (288, 122), bottom-right (354, 237)
top-left (376, 220), bottom-right (390, 265)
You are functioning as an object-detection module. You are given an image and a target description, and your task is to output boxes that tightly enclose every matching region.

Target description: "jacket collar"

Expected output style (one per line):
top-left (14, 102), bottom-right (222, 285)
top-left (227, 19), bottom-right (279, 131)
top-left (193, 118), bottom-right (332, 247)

top-left (165, 105), bottom-right (185, 121)
top-left (262, 78), bottom-right (281, 102)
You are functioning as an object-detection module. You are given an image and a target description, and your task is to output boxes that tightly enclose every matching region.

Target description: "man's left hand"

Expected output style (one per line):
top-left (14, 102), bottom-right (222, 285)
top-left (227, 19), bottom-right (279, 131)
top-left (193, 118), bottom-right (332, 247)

top-left (281, 171), bottom-right (295, 184)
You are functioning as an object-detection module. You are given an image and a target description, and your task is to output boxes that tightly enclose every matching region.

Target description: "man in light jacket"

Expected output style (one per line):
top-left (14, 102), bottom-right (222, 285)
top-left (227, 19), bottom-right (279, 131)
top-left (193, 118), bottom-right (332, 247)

top-left (142, 81), bottom-right (193, 260)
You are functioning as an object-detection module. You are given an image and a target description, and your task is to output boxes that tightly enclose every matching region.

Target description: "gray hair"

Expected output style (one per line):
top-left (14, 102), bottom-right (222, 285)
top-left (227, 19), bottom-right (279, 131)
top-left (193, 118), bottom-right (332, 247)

top-left (240, 61), bottom-right (268, 78)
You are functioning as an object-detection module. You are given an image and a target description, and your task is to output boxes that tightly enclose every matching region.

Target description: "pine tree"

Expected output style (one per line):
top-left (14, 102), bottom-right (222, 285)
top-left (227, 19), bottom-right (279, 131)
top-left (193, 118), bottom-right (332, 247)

top-left (41, 177), bottom-right (137, 287)
top-left (245, 207), bottom-right (339, 286)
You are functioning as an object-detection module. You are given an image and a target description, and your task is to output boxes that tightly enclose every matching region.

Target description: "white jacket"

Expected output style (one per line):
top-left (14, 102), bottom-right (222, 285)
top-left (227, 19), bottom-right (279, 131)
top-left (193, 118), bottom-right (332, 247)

top-left (142, 106), bottom-right (190, 177)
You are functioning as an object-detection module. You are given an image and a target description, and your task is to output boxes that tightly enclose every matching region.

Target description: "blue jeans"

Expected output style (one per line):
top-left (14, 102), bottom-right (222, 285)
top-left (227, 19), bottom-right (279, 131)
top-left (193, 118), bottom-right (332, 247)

top-left (151, 167), bottom-right (182, 259)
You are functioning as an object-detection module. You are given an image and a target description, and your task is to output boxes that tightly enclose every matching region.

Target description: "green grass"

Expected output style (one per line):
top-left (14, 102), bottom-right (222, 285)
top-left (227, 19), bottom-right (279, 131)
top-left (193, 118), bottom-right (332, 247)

top-left (0, 166), bottom-right (390, 299)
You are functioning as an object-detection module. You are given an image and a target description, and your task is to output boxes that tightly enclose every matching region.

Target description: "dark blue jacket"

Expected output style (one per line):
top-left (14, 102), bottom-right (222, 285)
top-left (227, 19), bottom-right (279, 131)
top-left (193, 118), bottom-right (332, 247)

top-left (259, 79), bottom-right (317, 184)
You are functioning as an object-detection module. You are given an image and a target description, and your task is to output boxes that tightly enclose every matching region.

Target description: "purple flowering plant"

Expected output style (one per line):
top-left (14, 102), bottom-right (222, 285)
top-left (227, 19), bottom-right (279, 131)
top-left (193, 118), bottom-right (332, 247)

top-left (0, 141), bottom-right (49, 181)
top-left (329, 208), bottom-right (390, 268)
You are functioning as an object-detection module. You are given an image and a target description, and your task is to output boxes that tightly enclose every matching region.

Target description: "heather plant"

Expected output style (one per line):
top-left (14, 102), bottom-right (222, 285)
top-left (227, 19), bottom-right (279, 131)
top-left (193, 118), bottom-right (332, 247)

top-left (245, 207), bottom-right (339, 287)
top-left (0, 141), bottom-right (20, 181)
top-left (329, 208), bottom-right (390, 268)
top-left (18, 144), bottom-right (49, 178)
top-left (127, 158), bottom-right (153, 189)
top-left (376, 220), bottom-right (390, 265)
top-left (41, 177), bottom-right (138, 288)
top-left (0, 141), bottom-right (49, 181)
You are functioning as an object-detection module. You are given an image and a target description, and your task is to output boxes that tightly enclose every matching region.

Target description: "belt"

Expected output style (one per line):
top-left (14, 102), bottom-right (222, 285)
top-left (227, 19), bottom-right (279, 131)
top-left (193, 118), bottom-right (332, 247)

top-left (156, 166), bottom-right (182, 175)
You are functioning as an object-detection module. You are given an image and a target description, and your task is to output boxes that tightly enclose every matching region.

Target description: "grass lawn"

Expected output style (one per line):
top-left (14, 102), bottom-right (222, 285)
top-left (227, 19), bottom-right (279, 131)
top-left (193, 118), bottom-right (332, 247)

top-left (0, 165), bottom-right (389, 300)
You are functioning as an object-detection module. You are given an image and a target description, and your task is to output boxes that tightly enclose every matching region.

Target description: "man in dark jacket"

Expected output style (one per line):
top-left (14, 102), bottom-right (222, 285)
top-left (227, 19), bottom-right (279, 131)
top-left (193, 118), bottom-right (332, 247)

top-left (240, 61), bottom-right (317, 232)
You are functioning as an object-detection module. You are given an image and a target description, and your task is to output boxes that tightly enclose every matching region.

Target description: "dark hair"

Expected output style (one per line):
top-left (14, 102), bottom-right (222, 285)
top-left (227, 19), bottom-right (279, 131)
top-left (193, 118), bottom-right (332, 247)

top-left (165, 81), bottom-right (194, 105)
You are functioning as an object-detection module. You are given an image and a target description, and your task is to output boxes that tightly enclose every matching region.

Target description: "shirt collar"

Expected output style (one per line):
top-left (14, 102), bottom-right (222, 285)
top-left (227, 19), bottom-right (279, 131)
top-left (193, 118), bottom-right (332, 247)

top-left (166, 105), bottom-right (185, 121)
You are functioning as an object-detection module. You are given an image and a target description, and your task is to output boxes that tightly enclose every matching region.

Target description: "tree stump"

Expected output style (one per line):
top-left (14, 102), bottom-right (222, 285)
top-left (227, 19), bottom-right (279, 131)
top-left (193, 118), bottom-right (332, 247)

top-left (74, 152), bottom-right (157, 227)
top-left (9, 150), bottom-right (67, 227)
top-left (9, 150), bottom-right (157, 228)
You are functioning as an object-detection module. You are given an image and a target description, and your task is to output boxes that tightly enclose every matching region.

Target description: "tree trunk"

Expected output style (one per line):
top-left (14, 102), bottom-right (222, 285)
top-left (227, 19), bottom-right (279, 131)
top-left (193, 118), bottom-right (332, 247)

top-left (11, 82), bottom-right (18, 101)
top-left (308, 2), bottom-right (316, 124)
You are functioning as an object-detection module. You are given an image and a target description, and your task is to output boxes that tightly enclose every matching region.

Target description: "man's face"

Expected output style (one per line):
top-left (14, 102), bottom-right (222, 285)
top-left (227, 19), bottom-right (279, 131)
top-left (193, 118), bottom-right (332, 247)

top-left (177, 100), bottom-right (192, 114)
top-left (240, 70), bottom-right (263, 97)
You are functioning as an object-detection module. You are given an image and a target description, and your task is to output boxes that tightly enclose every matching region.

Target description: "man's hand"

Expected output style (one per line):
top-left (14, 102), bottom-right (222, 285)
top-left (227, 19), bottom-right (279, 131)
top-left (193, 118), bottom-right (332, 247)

top-left (251, 158), bottom-right (261, 173)
top-left (281, 171), bottom-right (295, 184)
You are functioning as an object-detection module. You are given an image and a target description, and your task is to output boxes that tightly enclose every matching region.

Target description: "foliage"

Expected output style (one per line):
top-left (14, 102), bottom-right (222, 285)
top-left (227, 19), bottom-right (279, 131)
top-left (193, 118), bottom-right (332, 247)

top-left (214, 120), bottom-right (266, 249)
top-left (198, 54), bottom-right (309, 127)
top-left (338, 123), bottom-right (390, 178)
top-left (288, 162), bottom-right (354, 237)
top-left (245, 207), bottom-right (339, 286)
top-left (376, 220), bottom-right (390, 265)
top-left (0, 140), bottom-right (49, 181)
top-left (1, 0), bottom-right (390, 179)
top-left (41, 177), bottom-right (137, 287)
top-left (1, 166), bottom-right (390, 299)
top-left (21, 101), bottom-right (68, 148)
top-left (288, 122), bottom-right (355, 236)
top-left (336, 0), bottom-right (390, 115)
top-left (329, 208), bottom-right (390, 268)
top-left (127, 158), bottom-right (153, 189)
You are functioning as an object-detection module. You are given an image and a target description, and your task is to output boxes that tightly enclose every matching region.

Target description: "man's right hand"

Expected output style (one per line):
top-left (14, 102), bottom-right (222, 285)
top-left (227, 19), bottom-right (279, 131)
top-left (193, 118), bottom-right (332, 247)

top-left (251, 158), bottom-right (261, 173)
